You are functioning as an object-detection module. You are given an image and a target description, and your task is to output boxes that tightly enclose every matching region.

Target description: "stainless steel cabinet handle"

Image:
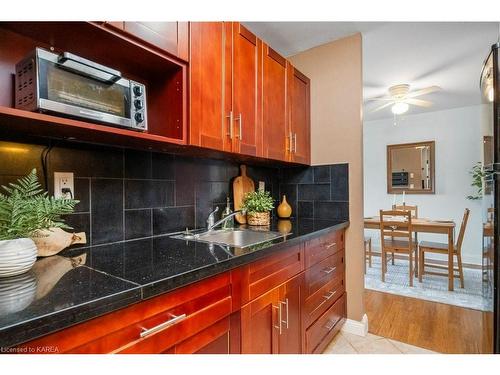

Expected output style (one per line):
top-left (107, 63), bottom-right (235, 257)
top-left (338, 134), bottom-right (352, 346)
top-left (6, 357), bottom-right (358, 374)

top-left (322, 266), bottom-right (337, 274)
top-left (325, 319), bottom-right (336, 331)
top-left (280, 298), bottom-right (289, 329)
top-left (288, 132), bottom-right (293, 152)
top-left (226, 111), bottom-right (234, 139)
top-left (235, 113), bottom-right (242, 140)
top-left (325, 242), bottom-right (337, 249)
top-left (140, 313), bottom-right (186, 338)
top-left (293, 133), bottom-right (297, 153)
top-left (273, 304), bottom-right (282, 335)
top-left (323, 290), bottom-right (337, 301)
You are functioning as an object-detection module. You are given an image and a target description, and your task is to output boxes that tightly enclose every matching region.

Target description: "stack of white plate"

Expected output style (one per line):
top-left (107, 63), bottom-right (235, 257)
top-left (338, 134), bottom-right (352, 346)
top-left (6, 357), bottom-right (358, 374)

top-left (0, 238), bottom-right (38, 278)
top-left (0, 272), bottom-right (37, 315)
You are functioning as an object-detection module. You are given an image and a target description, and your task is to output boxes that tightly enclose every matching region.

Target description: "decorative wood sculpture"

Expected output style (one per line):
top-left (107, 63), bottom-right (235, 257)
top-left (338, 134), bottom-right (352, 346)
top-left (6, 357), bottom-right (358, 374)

top-left (32, 228), bottom-right (87, 257)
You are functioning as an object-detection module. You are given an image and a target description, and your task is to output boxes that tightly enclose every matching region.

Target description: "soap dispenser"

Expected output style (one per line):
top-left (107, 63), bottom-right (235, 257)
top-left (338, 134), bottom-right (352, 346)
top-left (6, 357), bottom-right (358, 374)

top-left (221, 196), bottom-right (234, 229)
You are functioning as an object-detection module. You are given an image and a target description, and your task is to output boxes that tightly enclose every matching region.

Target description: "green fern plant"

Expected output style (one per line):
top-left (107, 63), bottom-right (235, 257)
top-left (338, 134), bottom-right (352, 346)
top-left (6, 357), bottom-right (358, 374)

top-left (0, 169), bottom-right (79, 241)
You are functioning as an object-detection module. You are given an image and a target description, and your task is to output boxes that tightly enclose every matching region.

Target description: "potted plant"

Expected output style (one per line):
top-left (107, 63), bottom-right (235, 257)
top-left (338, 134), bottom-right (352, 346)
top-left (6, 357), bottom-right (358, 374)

top-left (242, 190), bottom-right (274, 226)
top-left (466, 161), bottom-right (486, 200)
top-left (0, 169), bottom-right (78, 277)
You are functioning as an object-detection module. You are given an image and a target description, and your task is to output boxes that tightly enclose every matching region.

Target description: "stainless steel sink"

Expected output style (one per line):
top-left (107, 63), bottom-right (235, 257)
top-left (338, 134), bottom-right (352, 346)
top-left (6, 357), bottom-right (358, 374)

top-left (170, 228), bottom-right (287, 248)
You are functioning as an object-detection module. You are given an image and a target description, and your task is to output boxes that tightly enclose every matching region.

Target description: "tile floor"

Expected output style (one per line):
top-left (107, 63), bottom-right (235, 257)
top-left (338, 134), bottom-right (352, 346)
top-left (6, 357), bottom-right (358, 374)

top-left (323, 331), bottom-right (436, 354)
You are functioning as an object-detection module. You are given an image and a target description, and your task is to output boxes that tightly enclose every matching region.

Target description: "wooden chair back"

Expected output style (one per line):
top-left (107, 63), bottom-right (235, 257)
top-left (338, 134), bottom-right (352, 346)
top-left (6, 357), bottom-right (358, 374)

top-left (392, 204), bottom-right (418, 218)
top-left (455, 208), bottom-right (470, 254)
top-left (379, 210), bottom-right (413, 244)
top-left (487, 207), bottom-right (494, 223)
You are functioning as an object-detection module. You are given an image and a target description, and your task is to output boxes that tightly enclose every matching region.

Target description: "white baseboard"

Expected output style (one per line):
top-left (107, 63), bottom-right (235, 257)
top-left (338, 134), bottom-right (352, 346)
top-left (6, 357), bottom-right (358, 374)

top-left (341, 314), bottom-right (369, 336)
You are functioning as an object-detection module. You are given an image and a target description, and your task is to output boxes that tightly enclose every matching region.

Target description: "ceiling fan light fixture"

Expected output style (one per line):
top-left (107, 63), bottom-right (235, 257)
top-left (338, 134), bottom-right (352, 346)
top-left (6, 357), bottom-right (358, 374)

top-left (488, 87), bottom-right (494, 102)
top-left (391, 102), bottom-right (409, 115)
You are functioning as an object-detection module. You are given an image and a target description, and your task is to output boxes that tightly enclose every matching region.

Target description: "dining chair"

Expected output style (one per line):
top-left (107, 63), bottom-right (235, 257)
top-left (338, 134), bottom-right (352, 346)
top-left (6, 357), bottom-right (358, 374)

top-left (379, 209), bottom-right (417, 286)
top-left (392, 204), bottom-right (419, 255)
top-left (392, 204), bottom-right (418, 218)
top-left (418, 208), bottom-right (470, 288)
top-left (364, 236), bottom-right (373, 272)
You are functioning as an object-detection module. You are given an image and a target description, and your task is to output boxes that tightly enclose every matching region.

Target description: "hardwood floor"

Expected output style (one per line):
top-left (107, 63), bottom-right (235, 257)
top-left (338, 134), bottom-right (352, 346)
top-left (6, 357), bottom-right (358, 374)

top-left (365, 290), bottom-right (493, 354)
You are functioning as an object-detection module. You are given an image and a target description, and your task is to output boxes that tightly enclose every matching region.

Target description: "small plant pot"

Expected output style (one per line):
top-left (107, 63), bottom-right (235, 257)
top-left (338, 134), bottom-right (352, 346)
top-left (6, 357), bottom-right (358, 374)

top-left (247, 211), bottom-right (271, 226)
top-left (0, 238), bottom-right (37, 278)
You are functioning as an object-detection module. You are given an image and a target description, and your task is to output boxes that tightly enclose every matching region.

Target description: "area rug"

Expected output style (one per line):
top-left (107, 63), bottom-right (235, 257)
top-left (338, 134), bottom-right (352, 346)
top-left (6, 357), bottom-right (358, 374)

top-left (364, 256), bottom-right (489, 311)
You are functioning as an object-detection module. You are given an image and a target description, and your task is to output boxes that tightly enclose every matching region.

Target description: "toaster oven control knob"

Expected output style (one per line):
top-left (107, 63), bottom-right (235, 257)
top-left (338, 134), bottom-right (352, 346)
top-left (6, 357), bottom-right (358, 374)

top-left (134, 99), bottom-right (144, 110)
top-left (135, 112), bottom-right (144, 123)
top-left (133, 85), bottom-right (143, 97)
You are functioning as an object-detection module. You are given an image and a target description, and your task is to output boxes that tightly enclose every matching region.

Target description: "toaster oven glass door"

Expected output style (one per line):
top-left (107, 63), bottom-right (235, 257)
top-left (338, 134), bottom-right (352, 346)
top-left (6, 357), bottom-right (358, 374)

top-left (38, 59), bottom-right (131, 118)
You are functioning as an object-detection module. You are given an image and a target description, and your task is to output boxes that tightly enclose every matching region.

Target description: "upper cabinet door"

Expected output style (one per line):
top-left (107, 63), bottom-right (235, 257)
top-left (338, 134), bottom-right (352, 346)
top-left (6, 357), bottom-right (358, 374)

top-left (288, 65), bottom-right (311, 165)
top-left (262, 44), bottom-right (288, 162)
top-left (189, 22), bottom-right (232, 151)
top-left (122, 22), bottom-right (189, 61)
top-left (231, 23), bottom-right (261, 157)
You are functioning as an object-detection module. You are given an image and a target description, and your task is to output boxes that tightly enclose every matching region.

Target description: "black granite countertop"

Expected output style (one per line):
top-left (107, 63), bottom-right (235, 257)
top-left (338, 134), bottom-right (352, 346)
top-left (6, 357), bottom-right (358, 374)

top-left (0, 218), bottom-right (348, 348)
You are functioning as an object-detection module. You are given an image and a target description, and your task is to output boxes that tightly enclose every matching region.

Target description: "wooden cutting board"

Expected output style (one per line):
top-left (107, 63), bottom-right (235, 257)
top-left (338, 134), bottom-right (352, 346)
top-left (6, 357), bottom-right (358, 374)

top-left (233, 165), bottom-right (255, 224)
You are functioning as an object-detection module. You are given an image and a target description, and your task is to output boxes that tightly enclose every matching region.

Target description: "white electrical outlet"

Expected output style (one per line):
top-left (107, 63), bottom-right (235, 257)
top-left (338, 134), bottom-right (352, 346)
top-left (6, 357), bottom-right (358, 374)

top-left (54, 172), bottom-right (74, 199)
top-left (258, 181), bottom-right (265, 192)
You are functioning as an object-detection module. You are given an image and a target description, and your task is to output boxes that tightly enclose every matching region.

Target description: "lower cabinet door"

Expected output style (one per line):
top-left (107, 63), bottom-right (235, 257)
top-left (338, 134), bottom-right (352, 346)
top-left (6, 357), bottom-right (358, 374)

top-left (278, 275), bottom-right (303, 354)
top-left (240, 286), bottom-right (280, 353)
top-left (240, 275), bottom-right (304, 354)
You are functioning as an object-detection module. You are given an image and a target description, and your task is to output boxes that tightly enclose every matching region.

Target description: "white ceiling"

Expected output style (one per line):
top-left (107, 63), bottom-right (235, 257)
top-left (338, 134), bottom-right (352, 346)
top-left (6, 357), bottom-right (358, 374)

top-left (244, 22), bottom-right (499, 121)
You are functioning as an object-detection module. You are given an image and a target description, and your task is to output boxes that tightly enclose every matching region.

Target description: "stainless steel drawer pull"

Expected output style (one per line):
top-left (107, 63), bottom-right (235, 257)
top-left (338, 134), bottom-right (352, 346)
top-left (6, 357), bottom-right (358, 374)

top-left (325, 319), bottom-right (336, 331)
top-left (325, 242), bottom-right (337, 249)
top-left (323, 290), bottom-right (337, 300)
top-left (140, 313), bottom-right (186, 338)
top-left (322, 266), bottom-right (337, 274)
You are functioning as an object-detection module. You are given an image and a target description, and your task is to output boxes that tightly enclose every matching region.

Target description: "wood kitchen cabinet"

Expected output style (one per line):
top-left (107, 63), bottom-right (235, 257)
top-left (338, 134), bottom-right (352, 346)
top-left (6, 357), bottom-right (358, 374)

top-left (287, 64), bottom-right (311, 164)
top-left (16, 228), bottom-right (346, 354)
top-left (104, 22), bottom-right (189, 61)
top-left (240, 275), bottom-right (303, 354)
top-left (261, 44), bottom-right (289, 162)
top-left (189, 22), bottom-right (232, 151)
top-left (189, 22), bottom-right (262, 158)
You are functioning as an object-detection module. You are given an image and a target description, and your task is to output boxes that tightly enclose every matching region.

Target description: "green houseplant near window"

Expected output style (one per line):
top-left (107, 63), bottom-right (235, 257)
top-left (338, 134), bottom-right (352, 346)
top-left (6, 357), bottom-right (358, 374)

top-left (242, 190), bottom-right (274, 226)
top-left (0, 169), bottom-right (78, 277)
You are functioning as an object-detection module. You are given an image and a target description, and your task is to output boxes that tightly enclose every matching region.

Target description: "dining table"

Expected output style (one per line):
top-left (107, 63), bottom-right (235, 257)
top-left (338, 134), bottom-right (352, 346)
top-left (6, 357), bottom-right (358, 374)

top-left (364, 216), bottom-right (456, 291)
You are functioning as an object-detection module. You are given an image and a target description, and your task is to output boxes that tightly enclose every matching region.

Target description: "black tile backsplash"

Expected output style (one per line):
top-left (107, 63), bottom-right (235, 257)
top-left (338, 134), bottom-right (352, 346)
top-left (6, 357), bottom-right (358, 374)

top-left (0, 139), bottom-right (349, 246)
top-left (280, 164), bottom-right (349, 222)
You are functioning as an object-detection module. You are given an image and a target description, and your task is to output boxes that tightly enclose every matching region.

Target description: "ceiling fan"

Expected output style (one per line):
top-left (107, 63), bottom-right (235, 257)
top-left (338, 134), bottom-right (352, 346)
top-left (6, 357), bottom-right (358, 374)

top-left (367, 84), bottom-right (441, 115)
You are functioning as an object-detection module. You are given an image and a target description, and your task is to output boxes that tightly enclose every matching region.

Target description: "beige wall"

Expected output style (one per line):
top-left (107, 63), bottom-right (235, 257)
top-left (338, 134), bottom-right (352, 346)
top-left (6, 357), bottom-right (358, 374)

top-left (290, 33), bottom-right (365, 321)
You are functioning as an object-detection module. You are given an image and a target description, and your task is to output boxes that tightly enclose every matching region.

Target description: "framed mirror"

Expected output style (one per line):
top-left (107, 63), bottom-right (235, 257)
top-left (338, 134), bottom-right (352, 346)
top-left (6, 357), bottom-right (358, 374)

top-left (387, 141), bottom-right (435, 194)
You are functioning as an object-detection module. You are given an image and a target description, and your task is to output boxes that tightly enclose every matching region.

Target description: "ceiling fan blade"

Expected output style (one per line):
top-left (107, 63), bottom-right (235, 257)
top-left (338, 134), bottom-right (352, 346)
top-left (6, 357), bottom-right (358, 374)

top-left (371, 102), bottom-right (394, 112)
top-left (406, 86), bottom-right (441, 98)
top-left (405, 98), bottom-right (433, 107)
top-left (365, 97), bottom-right (394, 101)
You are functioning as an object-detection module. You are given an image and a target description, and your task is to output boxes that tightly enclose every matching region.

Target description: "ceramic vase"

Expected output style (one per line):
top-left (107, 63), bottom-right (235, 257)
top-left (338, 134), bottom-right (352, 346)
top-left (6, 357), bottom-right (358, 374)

top-left (277, 195), bottom-right (292, 218)
top-left (0, 238), bottom-right (37, 278)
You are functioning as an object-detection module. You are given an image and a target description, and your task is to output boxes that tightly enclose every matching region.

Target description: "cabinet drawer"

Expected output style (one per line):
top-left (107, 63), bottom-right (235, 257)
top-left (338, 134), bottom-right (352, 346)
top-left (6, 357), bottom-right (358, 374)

top-left (21, 273), bottom-right (231, 353)
top-left (303, 276), bottom-right (344, 328)
top-left (304, 250), bottom-right (344, 298)
top-left (113, 288), bottom-right (231, 353)
top-left (305, 229), bottom-right (344, 268)
top-left (236, 244), bottom-right (304, 304)
top-left (174, 316), bottom-right (231, 354)
top-left (305, 292), bottom-right (346, 354)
